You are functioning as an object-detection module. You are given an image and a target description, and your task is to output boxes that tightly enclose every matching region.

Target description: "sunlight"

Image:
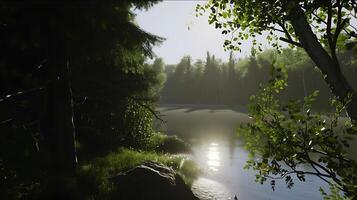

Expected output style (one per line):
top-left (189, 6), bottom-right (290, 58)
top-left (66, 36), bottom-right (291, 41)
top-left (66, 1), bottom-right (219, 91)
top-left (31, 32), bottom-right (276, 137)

top-left (4, 0), bottom-right (357, 199)
top-left (207, 142), bottom-right (221, 171)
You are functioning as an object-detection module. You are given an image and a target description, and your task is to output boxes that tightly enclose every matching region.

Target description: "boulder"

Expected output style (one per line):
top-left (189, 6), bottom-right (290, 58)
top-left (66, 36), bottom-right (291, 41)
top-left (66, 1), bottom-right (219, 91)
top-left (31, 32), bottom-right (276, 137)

top-left (110, 161), bottom-right (199, 200)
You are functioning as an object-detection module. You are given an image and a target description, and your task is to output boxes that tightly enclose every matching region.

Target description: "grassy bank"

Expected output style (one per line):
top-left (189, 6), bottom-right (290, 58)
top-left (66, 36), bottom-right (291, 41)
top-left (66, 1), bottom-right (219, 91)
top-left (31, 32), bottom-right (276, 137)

top-left (147, 132), bottom-right (191, 154)
top-left (76, 134), bottom-right (199, 199)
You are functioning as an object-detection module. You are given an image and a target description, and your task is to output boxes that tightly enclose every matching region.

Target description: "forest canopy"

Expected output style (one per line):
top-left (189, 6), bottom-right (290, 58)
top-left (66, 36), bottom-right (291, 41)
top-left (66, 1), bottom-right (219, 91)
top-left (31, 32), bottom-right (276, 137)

top-left (160, 47), bottom-right (357, 110)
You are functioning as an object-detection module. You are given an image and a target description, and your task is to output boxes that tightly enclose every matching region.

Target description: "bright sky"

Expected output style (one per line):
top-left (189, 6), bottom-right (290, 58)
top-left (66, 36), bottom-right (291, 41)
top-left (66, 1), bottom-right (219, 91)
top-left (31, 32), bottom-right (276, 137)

top-left (135, 1), bottom-right (357, 65)
top-left (135, 1), bottom-right (256, 64)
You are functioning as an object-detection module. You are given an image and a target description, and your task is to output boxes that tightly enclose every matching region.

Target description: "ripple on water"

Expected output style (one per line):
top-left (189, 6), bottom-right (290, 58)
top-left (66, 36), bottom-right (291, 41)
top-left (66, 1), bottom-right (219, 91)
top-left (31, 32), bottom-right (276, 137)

top-left (192, 177), bottom-right (232, 200)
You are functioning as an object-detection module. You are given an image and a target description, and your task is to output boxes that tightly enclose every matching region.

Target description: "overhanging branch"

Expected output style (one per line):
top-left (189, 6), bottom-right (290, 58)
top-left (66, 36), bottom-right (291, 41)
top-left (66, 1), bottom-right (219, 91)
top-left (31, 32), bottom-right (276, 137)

top-left (279, 37), bottom-right (303, 47)
top-left (278, 21), bottom-right (303, 47)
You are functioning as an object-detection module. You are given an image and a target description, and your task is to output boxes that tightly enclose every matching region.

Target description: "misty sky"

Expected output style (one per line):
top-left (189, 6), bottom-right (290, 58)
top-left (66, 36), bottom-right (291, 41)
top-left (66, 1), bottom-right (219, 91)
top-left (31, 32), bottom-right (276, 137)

top-left (135, 1), bottom-right (263, 64)
top-left (136, 1), bottom-right (356, 65)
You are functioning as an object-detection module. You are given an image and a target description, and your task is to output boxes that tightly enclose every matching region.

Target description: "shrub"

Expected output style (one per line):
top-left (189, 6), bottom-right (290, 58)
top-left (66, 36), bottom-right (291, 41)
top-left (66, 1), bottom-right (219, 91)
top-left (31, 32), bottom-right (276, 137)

top-left (147, 132), bottom-right (191, 154)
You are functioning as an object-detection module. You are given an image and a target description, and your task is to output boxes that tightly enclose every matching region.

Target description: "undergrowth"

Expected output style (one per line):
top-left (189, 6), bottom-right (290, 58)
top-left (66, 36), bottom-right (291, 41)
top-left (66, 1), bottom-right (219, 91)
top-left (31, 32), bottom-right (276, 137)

top-left (76, 148), bottom-right (200, 200)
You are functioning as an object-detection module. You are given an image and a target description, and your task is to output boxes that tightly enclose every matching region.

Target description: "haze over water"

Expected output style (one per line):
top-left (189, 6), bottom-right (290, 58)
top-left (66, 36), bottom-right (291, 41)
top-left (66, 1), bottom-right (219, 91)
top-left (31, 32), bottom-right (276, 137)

top-left (156, 105), bottom-right (328, 200)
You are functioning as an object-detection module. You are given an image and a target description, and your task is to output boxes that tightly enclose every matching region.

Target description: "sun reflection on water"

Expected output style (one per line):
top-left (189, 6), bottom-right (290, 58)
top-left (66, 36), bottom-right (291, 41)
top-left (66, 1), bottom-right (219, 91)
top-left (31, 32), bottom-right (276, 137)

top-left (207, 142), bottom-right (220, 171)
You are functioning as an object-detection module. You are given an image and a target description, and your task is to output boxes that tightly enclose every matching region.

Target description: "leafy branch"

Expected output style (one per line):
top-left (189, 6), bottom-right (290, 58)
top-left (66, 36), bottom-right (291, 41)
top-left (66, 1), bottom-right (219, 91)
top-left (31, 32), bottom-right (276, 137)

top-left (238, 65), bottom-right (357, 198)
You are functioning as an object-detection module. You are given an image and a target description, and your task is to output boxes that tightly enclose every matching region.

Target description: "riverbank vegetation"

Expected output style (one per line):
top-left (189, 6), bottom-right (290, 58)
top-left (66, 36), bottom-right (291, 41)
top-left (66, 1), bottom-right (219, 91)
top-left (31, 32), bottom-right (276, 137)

top-left (238, 65), bottom-right (357, 198)
top-left (0, 1), bottom-right (198, 199)
top-left (2, 0), bottom-right (357, 199)
top-left (77, 148), bottom-right (199, 200)
top-left (147, 132), bottom-right (192, 154)
top-left (199, 0), bottom-right (357, 199)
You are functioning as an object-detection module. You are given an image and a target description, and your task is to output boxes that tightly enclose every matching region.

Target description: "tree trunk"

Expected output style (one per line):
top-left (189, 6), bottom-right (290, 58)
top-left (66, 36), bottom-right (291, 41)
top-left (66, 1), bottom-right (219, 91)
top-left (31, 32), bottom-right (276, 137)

top-left (40, 14), bottom-right (77, 199)
top-left (288, 4), bottom-right (357, 121)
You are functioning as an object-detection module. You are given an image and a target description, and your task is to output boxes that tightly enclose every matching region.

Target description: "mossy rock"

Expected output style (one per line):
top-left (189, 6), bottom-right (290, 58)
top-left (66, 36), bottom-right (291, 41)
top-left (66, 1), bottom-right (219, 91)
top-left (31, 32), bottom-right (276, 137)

top-left (110, 161), bottom-right (199, 200)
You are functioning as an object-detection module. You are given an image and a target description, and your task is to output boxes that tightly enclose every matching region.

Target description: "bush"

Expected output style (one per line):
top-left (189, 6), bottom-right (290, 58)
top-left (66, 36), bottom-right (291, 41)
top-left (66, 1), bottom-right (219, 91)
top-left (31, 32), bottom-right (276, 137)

top-left (147, 132), bottom-right (191, 154)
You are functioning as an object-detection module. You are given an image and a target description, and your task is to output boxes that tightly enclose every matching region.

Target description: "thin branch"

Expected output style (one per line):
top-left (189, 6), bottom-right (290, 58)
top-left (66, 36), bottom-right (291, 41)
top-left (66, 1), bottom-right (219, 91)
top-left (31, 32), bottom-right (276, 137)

top-left (268, 26), bottom-right (285, 33)
top-left (264, 169), bottom-right (331, 180)
top-left (308, 162), bottom-right (347, 192)
top-left (0, 86), bottom-right (47, 103)
top-left (307, 157), bottom-right (346, 190)
top-left (257, 104), bottom-right (350, 194)
top-left (310, 162), bottom-right (330, 183)
top-left (279, 22), bottom-right (293, 41)
top-left (279, 37), bottom-right (303, 47)
top-left (331, 0), bottom-right (345, 66)
top-left (350, 23), bottom-right (357, 32)
top-left (311, 148), bottom-right (352, 163)
top-left (278, 22), bottom-right (303, 47)
top-left (311, 12), bottom-right (328, 25)
top-left (327, 4), bottom-right (334, 52)
top-left (0, 118), bottom-right (13, 125)
top-left (264, 171), bottom-right (296, 180)
top-left (311, 11), bottom-right (356, 39)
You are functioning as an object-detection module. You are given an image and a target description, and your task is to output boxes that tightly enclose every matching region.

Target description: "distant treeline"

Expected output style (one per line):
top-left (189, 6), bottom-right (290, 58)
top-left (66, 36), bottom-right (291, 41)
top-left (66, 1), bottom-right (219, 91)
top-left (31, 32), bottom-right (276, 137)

top-left (158, 48), bottom-right (357, 110)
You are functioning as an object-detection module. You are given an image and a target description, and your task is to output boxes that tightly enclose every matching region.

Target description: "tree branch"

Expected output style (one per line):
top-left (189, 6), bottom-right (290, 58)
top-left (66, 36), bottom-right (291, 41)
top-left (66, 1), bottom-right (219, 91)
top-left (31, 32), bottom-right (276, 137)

top-left (0, 87), bottom-right (47, 103)
top-left (268, 26), bottom-right (285, 33)
top-left (311, 148), bottom-right (352, 163)
top-left (311, 11), bottom-right (356, 39)
top-left (128, 96), bottom-right (165, 123)
top-left (279, 37), bottom-right (303, 47)
top-left (327, 4), bottom-right (334, 53)
top-left (278, 22), bottom-right (303, 47)
top-left (330, 0), bottom-right (345, 67)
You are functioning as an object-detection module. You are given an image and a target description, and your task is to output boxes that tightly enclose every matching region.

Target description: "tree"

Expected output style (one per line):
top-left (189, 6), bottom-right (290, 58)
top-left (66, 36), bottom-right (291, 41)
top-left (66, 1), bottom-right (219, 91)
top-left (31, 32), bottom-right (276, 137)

top-left (202, 52), bottom-right (221, 104)
top-left (238, 66), bottom-right (357, 198)
top-left (0, 1), bottom-right (162, 198)
top-left (160, 48), bottom-right (353, 106)
top-left (197, 0), bottom-right (357, 121)
top-left (197, 0), bottom-right (357, 197)
top-left (227, 51), bottom-right (237, 105)
top-left (150, 57), bottom-right (167, 94)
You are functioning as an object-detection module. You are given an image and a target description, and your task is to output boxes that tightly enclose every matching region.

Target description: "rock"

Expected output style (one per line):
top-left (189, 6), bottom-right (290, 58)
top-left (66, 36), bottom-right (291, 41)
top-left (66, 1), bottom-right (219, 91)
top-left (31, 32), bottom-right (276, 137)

top-left (110, 161), bottom-right (199, 200)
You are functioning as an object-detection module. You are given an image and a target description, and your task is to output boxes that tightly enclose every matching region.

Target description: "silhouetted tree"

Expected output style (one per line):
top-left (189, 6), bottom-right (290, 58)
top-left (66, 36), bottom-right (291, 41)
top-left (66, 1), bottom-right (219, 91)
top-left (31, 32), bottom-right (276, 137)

top-left (0, 1), bottom-right (162, 198)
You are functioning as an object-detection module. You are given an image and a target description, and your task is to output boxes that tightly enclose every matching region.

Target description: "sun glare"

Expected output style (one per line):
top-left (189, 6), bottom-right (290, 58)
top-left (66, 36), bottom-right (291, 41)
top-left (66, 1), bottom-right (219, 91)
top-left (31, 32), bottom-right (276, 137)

top-left (207, 142), bottom-right (221, 171)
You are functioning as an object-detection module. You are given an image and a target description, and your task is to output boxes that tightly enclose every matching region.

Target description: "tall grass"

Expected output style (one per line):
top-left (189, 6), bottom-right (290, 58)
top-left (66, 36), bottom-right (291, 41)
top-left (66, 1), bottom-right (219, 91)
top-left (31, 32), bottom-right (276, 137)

top-left (147, 132), bottom-right (191, 153)
top-left (76, 148), bottom-right (199, 199)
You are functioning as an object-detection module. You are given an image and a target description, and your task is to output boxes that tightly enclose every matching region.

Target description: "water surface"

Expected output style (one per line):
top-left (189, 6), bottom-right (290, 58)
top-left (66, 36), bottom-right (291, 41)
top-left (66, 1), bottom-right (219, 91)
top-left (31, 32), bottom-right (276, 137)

top-left (156, 105), bottom-right (328, 200)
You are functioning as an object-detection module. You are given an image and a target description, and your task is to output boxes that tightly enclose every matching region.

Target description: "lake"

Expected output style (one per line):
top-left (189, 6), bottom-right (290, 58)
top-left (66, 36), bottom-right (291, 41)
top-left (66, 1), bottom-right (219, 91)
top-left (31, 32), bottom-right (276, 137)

top-left (155, 105), bottom-right (328, 200)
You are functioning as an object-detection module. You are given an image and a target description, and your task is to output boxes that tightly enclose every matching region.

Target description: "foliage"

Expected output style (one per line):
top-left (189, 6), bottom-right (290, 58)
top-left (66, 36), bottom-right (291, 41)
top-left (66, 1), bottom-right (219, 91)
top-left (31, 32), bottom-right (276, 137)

top-left (197, 0), bottom-right (357, 122)
top-left (0, 0), bottom-right (166, 199)
top-left (150, 57), bottom-right (167, 92)
top-left (320, 184), bottom-right (348, 200)
top-left (76, 148), bottom-right (199, 199)
top-left (238, 64), bottom-right (357, 198)
top-left (196, 0), bottom-right (357, 52)
top-left (147, 132), bottom-right (191, 154)
top-left (160, 48), bottom-right (357, 108)
top-left (196, 1), bottom-right (357, 196)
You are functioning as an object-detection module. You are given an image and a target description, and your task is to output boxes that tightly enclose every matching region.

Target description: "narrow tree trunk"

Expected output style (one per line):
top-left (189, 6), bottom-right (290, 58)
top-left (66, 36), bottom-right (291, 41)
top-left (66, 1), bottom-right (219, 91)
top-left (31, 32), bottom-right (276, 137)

top-left (41, 14), bottom-right (77, 199)
top-left (288, 5), bottom-right (357, 121)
